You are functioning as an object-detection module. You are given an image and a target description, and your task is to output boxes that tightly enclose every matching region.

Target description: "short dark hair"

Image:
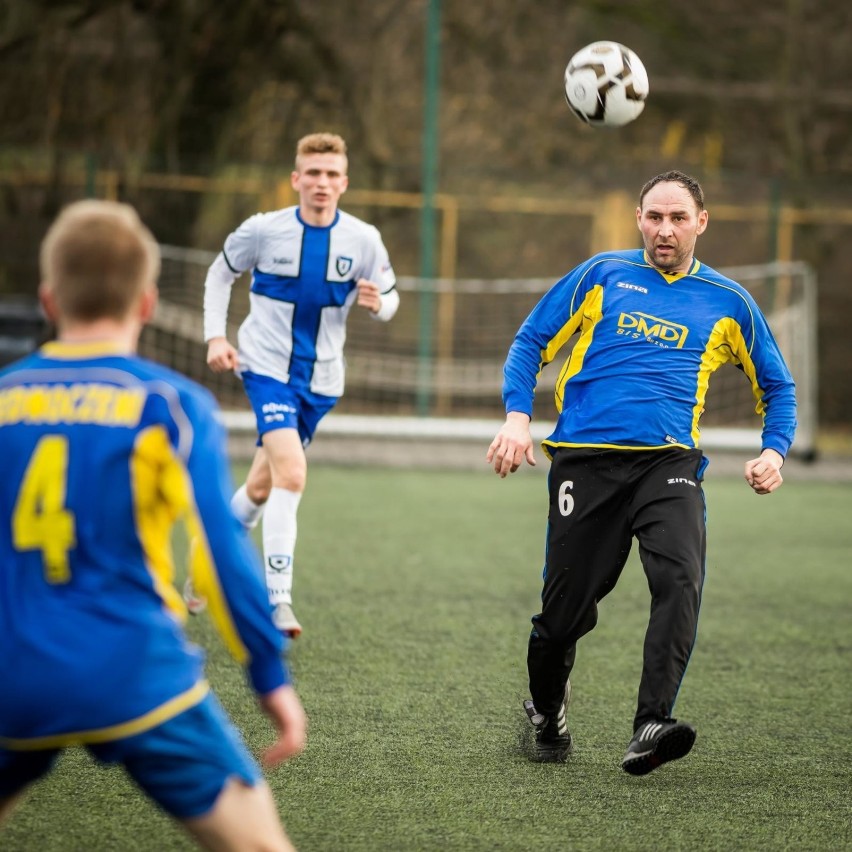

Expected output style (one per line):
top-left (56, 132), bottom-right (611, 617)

top-left (639, 170), bottom-right (705, 211)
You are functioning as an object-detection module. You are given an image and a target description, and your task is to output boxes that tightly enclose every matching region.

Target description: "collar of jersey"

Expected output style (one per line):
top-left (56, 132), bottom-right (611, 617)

top-left (296, 208), bottom-right (340, 230)
top-left (41, 340), bottom-right (132, 359)
top-left (643, 251), bottom-right (701, 282)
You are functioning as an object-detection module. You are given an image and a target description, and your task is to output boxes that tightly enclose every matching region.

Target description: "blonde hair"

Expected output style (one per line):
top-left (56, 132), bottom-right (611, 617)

top-left (295, 132), bottom-right (348, 170)
top-left (40, 200), bottom-right (160, 322)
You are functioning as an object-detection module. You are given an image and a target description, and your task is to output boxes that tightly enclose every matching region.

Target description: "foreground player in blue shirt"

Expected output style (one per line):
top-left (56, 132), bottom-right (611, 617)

top-left (487, 171), bottom-right (796, 774)
top-left (0, 201), bottom-right (306, 850)
top-left (193, 132), bottom-right (399, 637)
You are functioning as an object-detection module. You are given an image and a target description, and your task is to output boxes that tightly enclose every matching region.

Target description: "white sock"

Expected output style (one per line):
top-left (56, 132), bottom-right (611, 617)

top-left (231, 484), bottom-right (265, 530)
top-left (262, 487), bottom-right (302, 606)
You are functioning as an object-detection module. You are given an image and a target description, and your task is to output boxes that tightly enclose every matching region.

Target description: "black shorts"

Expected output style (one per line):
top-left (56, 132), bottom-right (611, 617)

top-left (527, 447), bottom-right (708, 723)
top-left (544, 446), bottom-right (707, 596)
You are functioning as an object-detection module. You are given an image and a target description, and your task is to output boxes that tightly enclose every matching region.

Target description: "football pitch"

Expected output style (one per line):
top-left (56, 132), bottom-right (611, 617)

top-left (4, 464), bottom-right (851, 851)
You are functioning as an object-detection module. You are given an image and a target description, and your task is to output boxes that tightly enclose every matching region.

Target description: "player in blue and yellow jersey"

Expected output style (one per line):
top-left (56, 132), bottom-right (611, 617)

top-left (193, 132), bottom-right (399, 637)
top-left (487, 171), bottom-right (796, 775)
top-left (0, 201), bottom-right (306, 850)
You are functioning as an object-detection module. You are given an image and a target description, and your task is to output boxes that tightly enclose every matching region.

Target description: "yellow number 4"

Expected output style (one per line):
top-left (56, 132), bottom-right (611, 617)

top-left (12, 435), bottom-right (77, 583)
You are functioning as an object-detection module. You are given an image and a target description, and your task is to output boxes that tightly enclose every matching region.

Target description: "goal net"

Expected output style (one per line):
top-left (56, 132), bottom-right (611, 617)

top-left (146, 248), bottom-right (817, 458)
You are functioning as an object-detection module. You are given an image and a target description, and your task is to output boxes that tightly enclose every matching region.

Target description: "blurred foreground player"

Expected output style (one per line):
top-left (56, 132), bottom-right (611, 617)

top-left (488, 171), bottom-right (797, 774)
top-left (0, 201), bottom-right (306, 850)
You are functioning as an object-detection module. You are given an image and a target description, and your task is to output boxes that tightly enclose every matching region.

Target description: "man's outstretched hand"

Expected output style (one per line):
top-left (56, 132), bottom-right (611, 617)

top-left (487, 412), bottom-right (536, 478)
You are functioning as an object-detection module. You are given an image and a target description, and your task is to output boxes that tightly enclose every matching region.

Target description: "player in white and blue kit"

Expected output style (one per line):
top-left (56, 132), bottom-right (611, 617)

top-left (197, 133), bottom-right (399, 636)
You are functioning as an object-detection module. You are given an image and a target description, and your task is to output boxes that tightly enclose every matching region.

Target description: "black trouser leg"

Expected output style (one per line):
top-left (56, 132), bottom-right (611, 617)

top-left (527, 450), bottom-right (633, 717)
top-left (630, 452), bottom-right (707, 730)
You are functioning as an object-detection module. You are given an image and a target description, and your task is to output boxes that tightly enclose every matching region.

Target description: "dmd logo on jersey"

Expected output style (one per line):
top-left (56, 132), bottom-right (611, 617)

top-left (617, 311), bottom-right (688, 348)
top-left (616, 282), bottom-right (648, 294)
top-left (336, 256), bottom-right (353, 276)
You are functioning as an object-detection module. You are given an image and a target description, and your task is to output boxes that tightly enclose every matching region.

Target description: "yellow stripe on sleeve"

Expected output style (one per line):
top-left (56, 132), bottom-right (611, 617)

top-left (691, 317), bottom-right (764, 445)
top-left (553, 285), bottom-right (604, 413)
top-left (130, 425), bottom-right (251, 666)
top-left (130, 425), bottom-right (189, 618)
top-left (185, 513), bottom-right (250, 667)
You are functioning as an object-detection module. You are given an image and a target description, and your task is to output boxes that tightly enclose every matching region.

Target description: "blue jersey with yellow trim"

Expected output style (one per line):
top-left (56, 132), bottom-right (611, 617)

top-left (503, 249), bottom-right (797, 456)
top-left (0, 342), bottom-right (287, 748)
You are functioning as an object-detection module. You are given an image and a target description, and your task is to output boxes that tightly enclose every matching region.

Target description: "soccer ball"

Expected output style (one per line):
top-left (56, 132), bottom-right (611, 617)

top-left (563, 41), bottom-right (649, 127)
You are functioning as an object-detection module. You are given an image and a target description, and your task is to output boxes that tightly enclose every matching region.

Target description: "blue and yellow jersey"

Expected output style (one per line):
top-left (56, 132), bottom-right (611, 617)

top-left (0, 341), bottom-right (287, 750)
top-left (503, 249), bottom-right (797, 457)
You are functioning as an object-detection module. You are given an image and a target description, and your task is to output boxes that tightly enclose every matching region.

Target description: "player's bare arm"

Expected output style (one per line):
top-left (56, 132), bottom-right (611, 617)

top-left (355, 278), bottom-right (382, 314)
top-left (206, 336), bottom-right (239, 373)
top-left (259, 685), bottom-right (307, 768)
top-left (487, 411), bottom-right (537, 478)
top-left (744, 448), bottom-right (785, 495)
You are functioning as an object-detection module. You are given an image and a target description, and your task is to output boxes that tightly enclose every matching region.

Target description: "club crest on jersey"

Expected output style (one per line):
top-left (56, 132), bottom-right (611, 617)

top-left (336, 256), bottom-right (353, 276)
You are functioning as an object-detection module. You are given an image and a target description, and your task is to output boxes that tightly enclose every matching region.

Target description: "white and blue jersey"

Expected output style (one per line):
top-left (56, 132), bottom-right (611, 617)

top-left (204, 206), bottom-right (397, 397)
top-left (503, 249), bottom-right (797, 457)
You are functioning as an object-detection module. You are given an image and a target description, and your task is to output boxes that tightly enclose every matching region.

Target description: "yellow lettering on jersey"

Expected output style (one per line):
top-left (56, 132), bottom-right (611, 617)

top-left (0, 384), bottom-right (145, 427)
top-left (109, 387), bottom-right (146, 425)
top-left (74, 385), bottom-right (106, 422)
top-left (22, 386), bottom-right (49, 420)
top-left (12, 435), bottom-right (76, 583)
top-left (0, 387), bottom-right (23, 422)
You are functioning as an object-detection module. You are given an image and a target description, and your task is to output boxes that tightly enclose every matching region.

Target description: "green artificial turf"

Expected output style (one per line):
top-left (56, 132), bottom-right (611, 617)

top-left (3, 467), bottom-right (851, 851)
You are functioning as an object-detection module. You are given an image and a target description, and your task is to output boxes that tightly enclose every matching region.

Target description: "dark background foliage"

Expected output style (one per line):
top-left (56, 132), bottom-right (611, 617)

top-left (0, 0), bottom-right (849, 424)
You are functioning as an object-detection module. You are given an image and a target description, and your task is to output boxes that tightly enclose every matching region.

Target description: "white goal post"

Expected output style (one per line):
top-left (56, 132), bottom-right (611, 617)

top-left (147, 248), bottom-right (817, 460)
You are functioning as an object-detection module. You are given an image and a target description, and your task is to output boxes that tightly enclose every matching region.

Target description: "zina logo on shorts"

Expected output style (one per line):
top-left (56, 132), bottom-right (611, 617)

top-left (617, 312), bottom-right (688, 348)
top-left (667, 477), bottom-right (697, 487)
